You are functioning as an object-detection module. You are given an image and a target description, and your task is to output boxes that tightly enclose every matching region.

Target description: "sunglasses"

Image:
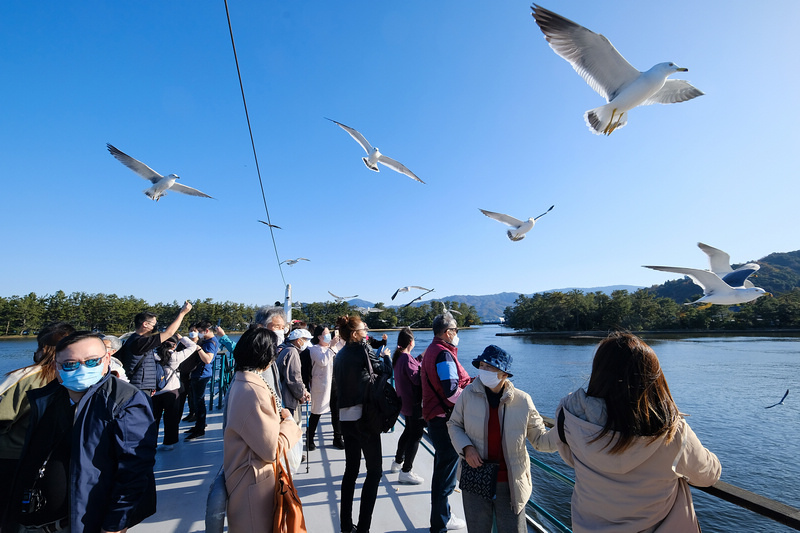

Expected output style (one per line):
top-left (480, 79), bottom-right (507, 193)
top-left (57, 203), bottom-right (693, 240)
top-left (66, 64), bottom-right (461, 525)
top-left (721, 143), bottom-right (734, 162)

top-left (58, 357), bottom-right (104, 372)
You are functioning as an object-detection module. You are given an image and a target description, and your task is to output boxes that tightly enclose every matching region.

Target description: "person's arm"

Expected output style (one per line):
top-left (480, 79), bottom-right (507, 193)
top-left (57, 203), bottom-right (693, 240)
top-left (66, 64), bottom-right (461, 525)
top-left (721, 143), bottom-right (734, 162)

top-left (195, 339), bottom-right (215, 364)
top-left (158, 301), bottom-right (193, 343)
top-left (102, 391), bottom-right (157, 532)
top-left (284, 349), bottom-right (309, 401)
top-left (447, 391), bottom-right (482, 467)
top-left (215, 327), bottom-right (236, 354)
top-left (525, 396), bottom-right (558, 453)
top-left (675, 420), bottom-right (722, 487)
top-left (436, 350), bottom-right (463, 405)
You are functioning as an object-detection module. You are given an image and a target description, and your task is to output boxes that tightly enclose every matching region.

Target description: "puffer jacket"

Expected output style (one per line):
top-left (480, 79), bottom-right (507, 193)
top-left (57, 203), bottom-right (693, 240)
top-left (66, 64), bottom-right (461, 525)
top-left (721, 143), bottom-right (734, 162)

top-left (333, 341), bottom-right (388, 410)
top-left (448, 376), bottom-right (558, 514)
top-left (555, 388), bottom-right (721, 533)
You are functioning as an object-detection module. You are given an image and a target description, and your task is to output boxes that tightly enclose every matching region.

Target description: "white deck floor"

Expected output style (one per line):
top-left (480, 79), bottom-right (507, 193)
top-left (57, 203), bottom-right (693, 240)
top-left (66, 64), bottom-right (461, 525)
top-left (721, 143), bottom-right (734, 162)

top-left (135, 405), bottom-right (466, 532)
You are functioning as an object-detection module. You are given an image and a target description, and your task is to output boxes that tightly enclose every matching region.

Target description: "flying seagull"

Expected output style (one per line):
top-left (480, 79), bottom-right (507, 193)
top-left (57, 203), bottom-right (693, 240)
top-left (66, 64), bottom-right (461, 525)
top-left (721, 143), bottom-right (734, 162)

top-left (391, 286), bottom-right (433, 301)
top-left (765, 389), bottom-right (789, 409)
top-left (326, 118), bottom-right (425, 184)
top-left (531, 5), bottom-right (703, 135)
top-left (281, 258), bottom-right (310, 266)
top-left (258, 220), bottom-right (282, 229)
top-left (354, 306), bottom-right (382, 314)
top-left (328, 291), bottom-right (358, 303)
top-left (698, 242), bottom-right (755, 288)
top-left (643, 260), bottom-right (767, 305)
top-left (480, 205), bottom-right (554, 241)
top-left (107, 143), bottom-right (213, 201)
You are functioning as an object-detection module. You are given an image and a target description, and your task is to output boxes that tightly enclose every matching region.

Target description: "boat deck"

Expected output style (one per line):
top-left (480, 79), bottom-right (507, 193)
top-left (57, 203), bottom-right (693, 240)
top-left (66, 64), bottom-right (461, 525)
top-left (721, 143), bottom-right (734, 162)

top-left (136, 408), bottom-right (466, 532)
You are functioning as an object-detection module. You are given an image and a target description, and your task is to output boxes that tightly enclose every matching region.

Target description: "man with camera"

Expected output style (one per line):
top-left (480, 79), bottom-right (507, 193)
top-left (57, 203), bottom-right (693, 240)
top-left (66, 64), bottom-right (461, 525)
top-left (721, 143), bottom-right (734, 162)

top-left (6, 331), bottom-right (157, 533)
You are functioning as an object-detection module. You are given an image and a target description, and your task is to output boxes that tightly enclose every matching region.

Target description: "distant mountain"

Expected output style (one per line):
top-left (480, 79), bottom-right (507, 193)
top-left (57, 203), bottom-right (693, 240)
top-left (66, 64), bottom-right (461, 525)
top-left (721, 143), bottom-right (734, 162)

top-left (649, 249), bottom-right (800, 303)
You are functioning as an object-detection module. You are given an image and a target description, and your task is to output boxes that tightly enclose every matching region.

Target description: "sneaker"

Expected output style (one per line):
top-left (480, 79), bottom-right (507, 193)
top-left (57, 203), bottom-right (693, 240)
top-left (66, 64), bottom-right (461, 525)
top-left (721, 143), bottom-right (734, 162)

top-left (182, 414), bottom-right (196, 422)
top-left (446, 514), bottom-right (466, 530)
top-left (185, 430), bottom-right (205, 441)
top-left (158, 444), bottom-right (174, 451)
top-left (307, 441), bottom-right (317, 451)
top-left (332, 436), bottom-right (345, 450)
top-left (398, 470), bottom-right (424, 485)
top-left (390, 460), bottom-right (403, 473)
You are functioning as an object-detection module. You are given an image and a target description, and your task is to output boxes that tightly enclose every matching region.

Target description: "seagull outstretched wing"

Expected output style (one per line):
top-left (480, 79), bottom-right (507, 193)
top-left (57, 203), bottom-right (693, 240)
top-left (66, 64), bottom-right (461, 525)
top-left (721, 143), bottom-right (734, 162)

top-left (326, 118), bottom-right (373, 154)
top-left (765, 389), bottom-right (789, 409)
top-left (479, 209), bottom-right (524, 228)
top-left (107, 143), bottom-right (163, 183)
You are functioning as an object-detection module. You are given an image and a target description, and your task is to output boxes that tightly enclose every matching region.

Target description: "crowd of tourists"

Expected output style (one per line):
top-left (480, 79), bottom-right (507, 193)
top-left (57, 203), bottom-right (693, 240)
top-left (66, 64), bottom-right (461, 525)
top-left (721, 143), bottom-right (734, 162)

top-left (0, 302), bottom-right (721, 533)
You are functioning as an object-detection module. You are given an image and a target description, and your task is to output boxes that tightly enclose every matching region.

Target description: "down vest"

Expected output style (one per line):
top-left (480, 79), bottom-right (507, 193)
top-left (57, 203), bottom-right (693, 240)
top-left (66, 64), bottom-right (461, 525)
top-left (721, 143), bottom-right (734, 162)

top-left (448, 377), bottom-right (558, 514)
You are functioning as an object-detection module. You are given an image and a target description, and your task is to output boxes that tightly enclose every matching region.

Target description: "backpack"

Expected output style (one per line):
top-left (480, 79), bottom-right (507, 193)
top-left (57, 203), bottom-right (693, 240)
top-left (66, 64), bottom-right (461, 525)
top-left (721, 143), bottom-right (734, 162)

top-left (358, 347), bottom-right (402, 434)
top-left (155, 360), bottom-right (168, 391)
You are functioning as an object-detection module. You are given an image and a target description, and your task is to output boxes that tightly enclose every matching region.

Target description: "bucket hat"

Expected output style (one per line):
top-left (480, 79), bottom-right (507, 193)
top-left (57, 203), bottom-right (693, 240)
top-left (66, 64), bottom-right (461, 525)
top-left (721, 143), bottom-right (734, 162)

top-left (472, 345), bottom-right (513, 377)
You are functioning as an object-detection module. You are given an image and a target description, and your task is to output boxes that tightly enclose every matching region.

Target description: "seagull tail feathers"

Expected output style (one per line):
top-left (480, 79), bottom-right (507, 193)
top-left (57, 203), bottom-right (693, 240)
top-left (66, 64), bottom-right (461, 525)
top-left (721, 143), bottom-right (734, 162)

top-left (507, 230), bottom-right (525, 242)
top-left (585, 105), bottom-right (628, 136)
top-left (362, 157), bottom-right (380, 172)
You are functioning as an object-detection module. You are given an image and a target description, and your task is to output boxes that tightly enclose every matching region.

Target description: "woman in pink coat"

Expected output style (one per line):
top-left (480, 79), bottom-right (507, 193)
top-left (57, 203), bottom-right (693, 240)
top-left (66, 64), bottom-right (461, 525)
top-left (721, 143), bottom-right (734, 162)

top-left (554, 332), bottom-right (721, 532)
top-left (224, 326), bottom-right (303, 532)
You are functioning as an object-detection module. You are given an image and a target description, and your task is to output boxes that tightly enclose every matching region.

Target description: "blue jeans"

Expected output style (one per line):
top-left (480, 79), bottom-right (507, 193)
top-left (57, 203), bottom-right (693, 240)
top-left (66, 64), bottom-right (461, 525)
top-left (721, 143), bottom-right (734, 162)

top-left (340, 420), bottom-right (383, 533)
top-left (428, 416), bottom-right (458, 533)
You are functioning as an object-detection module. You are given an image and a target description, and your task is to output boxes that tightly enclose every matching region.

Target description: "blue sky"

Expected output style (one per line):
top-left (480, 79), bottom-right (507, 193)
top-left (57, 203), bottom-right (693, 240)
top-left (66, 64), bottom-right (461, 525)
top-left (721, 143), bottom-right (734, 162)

top-left (1, 1), bottom-right (798, 308)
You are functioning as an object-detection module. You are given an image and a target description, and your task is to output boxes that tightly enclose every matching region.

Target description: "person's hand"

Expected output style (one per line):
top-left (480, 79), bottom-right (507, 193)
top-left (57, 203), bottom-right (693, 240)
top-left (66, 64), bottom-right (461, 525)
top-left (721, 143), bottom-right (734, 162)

top-left (381, 333), bottom-right (388, 341)
top-left (302, 391), bottom-right (311, 403)
top-left (463, 445), bottom-right (483, 468)
top-left (180, 300), bottom-right (193, 314)
top-left (216, 326), bottom-right (226, 337)
top-left (176, 333), bottom-right (183, 340)
top-left (280, 408), bottom-right (292, 421)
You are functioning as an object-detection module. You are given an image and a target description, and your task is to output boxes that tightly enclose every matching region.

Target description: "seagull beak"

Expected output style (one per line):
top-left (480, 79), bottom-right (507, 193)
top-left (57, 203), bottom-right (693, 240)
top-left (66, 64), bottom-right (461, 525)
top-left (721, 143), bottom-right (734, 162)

top-left (677, 67), bottom-right (688, 72)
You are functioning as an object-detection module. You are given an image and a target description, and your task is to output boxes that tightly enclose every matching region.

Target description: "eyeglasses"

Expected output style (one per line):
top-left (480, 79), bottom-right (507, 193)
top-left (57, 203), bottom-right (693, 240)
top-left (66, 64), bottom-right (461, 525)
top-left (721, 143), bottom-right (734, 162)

top-left (58, 357), bottom-right (105, 372)
top-left (448, 327), bottom-right (459, 333)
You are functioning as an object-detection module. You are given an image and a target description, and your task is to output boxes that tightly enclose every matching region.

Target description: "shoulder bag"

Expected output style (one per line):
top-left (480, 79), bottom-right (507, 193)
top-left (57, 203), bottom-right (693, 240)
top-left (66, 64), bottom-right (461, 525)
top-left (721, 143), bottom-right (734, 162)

top-left (358, 348), bottom-right (402, 434)
top-left (273, 438), bottom-right (307, 533)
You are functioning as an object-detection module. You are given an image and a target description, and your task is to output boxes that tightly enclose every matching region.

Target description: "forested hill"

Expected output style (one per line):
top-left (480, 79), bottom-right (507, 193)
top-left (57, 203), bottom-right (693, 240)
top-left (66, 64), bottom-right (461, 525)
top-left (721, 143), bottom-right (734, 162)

top-left (649, 249), bottom-right (800, 303)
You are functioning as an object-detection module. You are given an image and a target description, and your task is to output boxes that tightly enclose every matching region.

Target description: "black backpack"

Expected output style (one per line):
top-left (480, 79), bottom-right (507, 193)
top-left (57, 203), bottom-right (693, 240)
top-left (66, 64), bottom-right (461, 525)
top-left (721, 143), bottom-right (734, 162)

top-left (358, 350), bottom-right (402, 434)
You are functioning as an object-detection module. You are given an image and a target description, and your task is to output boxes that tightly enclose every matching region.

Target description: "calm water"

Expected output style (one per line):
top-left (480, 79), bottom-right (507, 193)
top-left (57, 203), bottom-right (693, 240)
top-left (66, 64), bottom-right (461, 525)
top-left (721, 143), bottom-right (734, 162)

top-left (2, 327), bottom-right (798, 532)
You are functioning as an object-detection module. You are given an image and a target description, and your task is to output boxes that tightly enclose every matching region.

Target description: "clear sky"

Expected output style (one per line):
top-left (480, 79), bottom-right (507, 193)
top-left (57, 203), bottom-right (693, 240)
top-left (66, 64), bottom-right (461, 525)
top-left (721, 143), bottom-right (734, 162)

top-left (1, 1), bottom-right (798, 308)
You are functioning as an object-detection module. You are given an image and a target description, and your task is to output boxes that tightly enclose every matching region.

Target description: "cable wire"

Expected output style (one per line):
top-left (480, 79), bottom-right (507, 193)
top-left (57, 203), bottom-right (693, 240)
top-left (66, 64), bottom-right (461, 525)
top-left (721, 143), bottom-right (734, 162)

top-left (223, 0), bottom-right (286, 286)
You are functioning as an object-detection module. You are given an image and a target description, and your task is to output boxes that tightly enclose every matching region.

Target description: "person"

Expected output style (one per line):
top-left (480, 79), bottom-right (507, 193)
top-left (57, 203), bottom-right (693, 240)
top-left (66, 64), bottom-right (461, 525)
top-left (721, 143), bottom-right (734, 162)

top-left (6, 331), bottom-right (157, 533)
top-left (119, 301), bottom-right (193, 396)
top-left (332, 315), bottom-right (390, 533)
top-left (253, 305), bottom-right (288, 407)
top-left (224, 326), bottom-right (302, 532)
top-left (101, 334), bottom-right (129, 381)
top-left (0, 322), bottom-right (74, 520)
top-left (177, 323), bottom-right (201, 423)
top-left (553, 332), bottom-right (721, 532)
top-left (329, 328), bottom-right (346, 449)
top-left (390, 327), bottom-right (425, 485)
top-left (276, 328), bottom-right (312, 422)
top-left (307, 325), bottom-right (340, 450)
top-left (420, 312), bottom-right (471, 532)
top-left (448, 345), bottom-right (558, 532)
top-left (152, 334), bottom-right (198, 450)
top-left (186, 320), bottom-right (217, 440)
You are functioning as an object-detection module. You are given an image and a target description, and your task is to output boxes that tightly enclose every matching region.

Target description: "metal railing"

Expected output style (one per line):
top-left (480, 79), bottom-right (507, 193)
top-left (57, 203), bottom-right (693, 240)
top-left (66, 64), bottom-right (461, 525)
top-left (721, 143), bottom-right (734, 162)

top-left (209, 348), bottom-right (235, 411)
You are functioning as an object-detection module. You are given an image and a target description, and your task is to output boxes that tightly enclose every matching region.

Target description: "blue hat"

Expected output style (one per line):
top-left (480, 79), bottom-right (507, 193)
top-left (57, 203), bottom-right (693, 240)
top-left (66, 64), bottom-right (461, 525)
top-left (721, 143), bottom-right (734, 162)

top-left (472, 345), bottom-right (513, 377)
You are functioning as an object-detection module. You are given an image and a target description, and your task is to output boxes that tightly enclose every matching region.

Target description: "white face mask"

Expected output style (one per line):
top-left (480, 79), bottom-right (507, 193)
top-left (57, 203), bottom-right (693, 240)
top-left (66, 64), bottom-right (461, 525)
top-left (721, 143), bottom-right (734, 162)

top-left (188, 331), bottom-right (198, 339)
top-left (479, 369), bottom-right (503, 389)
top-left (451, 334), bottom-right (460, 347)
top-left (272, 329), bottom-right (285, 345)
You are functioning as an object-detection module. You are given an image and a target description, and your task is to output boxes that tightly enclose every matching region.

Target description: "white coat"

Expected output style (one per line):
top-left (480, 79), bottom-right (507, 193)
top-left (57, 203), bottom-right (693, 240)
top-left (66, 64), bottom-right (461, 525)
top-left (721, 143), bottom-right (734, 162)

top-left (308, 343), bottom-right (337, 414)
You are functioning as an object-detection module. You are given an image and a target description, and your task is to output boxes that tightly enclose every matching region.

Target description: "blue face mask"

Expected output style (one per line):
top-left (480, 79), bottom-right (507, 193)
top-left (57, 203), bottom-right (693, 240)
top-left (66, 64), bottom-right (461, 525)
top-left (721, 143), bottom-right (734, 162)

top-left (59, 364), bottom-right (105, 392)
top-left (323, 333), bottom-right (332, 343)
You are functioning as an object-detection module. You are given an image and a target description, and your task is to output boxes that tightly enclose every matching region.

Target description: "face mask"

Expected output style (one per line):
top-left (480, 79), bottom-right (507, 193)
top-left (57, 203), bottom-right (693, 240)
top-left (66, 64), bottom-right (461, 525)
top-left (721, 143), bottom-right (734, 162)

top-left (59, 364), bottom-right (105, 392)
top-left (323, 333), bottom-right (332, 344)
top-left (479, 369), bottom-right (503, 389)
top-left (451, 334), bottom-right (460, 347)
top-left (188, 331), bottom-right (198, 339)
top-left (303, 340), bottom-right (312, 351)
top-left (273, 330), bottom-right (285, 345)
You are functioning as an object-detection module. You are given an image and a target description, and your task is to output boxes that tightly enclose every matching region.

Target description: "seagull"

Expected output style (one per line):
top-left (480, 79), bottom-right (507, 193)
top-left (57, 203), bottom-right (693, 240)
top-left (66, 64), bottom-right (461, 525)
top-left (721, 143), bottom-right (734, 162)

top-left (106, 143), bottom-right (213, 201)
top-left (328, 291), bottom-right (358, 303)
top-left (643, 263), bottom-right (768, 305)
top-left (765, 390), bottom-right (789, 409)
top-left (480, 205), bottom-right (554, 241)
top-left (258, 220), bottom-right (282, 229)
top-left (698, 242), bottom-right (755, 288)
top-left (391, 286), bottom-right (433, 301)
top-left (281, 258), bottom-right (310, 266)
top-left (531, 5), bottom-right (703, 135)
top-left (354, 306), bottom-right (382, 314)
top-left (401, 289), bottom-right (436, 307)
top-left (326, 118), bottom-right (425, 183)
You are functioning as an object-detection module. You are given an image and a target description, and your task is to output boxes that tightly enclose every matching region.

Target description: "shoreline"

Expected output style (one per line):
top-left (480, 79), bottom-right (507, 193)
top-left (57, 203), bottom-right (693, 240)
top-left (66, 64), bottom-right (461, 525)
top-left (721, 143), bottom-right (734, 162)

top-left (495, 328), bottom-right (800, 338)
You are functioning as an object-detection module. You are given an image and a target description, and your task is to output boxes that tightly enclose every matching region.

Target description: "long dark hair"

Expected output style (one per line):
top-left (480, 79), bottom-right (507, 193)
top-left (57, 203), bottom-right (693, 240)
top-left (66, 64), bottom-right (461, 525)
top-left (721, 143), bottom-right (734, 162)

top-left (336, 315), bottom-right (362, 344)
top-left (392, 327), bottom-right (414, 367)
top-left (586, 331), bottom-right (680, 454)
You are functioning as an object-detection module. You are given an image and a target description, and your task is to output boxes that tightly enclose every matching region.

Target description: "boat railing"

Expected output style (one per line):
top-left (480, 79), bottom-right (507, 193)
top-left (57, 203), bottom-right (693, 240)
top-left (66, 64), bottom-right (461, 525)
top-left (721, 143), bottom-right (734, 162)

top-left (209, 347), bottom-right (235, 411)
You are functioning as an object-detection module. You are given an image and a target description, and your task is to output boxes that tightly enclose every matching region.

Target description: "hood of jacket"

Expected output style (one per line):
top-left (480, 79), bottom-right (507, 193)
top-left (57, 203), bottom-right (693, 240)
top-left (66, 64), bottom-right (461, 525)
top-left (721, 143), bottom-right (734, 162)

top-left (561, 388), bottom-right (668, 475)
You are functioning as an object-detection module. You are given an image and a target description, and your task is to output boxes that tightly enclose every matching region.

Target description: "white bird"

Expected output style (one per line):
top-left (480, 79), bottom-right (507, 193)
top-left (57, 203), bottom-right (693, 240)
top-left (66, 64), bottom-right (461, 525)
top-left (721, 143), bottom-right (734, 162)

top-left (354, 306), bottom-right (382, 314)
top-left (281, 258), bottom-right (309, 266)
top-left (258, 220), bottom-right (282, 229)
top-left (326, 118), bottom-right (425, 183)
top-left (391, 286), bottom-right (433, 301)
top-left (765, 389), bottom-right (789, 409)
top-left (531, 5), bottom-right (703, 135)
top-left (698, 242), bottom-right (756, 288)
top-left (480, 205), bottom-right (554, 241)
top-left (107, 143), bottom-right (213, 201)
top-left (643, 260), bottom-right (768, 305)
top-left (328, 291), bottom-right (358, 303)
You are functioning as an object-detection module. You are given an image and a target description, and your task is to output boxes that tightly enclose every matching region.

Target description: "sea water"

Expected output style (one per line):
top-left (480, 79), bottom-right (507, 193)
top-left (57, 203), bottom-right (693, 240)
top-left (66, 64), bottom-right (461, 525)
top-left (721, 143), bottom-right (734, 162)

top-left (2, 327), bottom-right (797, 532)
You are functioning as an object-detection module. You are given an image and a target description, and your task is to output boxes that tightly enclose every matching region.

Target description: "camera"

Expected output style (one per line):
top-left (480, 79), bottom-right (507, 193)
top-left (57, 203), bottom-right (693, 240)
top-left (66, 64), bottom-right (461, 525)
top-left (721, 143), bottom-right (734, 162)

top-left (21, 489), bottom-right (46, 514)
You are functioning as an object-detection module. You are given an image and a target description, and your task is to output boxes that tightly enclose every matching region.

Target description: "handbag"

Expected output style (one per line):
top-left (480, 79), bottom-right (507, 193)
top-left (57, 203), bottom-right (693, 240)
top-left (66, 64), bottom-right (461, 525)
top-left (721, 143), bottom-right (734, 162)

top-left (459, 459), bottom-right (500, 500)
top-left (358, 347), bottom-right (402, 434)
top-left (273, 438), bottom-right (308, 533)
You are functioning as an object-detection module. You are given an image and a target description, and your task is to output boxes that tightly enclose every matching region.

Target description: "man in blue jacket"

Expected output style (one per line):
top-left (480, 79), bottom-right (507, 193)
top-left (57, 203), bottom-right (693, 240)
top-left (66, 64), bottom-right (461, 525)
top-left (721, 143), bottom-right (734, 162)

top-left (185, 320), bottom-right (217, 440)
top-left (7, 331), bottom-right (157, 533)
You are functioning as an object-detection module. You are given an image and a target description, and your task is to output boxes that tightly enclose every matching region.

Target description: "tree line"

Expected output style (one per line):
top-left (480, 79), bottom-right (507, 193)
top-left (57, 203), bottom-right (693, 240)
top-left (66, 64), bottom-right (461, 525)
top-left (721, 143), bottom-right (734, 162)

top-left (503, 288), bottom-right (800, 332)
top-left (0, 291), bottom-right (480, 336)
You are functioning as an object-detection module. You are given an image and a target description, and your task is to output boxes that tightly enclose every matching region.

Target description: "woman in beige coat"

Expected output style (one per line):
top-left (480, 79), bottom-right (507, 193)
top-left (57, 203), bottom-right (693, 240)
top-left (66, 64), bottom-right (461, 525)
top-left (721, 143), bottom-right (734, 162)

top-left (224, 326), bottom-right (303, 532)
top-left (448, 345), bottom-right (558, 533)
